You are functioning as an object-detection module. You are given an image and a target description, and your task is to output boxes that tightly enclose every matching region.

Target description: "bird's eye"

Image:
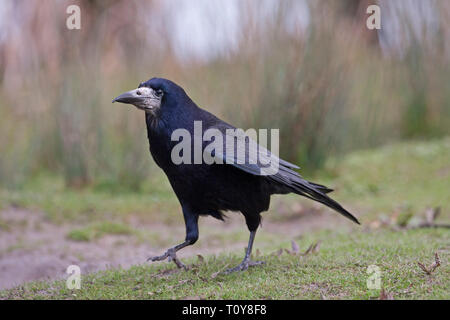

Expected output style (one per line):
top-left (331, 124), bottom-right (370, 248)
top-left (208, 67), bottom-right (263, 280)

top-left (136, 90), bottom-right (142, 96)
top-left (155, 89), bottom-right (163, 97)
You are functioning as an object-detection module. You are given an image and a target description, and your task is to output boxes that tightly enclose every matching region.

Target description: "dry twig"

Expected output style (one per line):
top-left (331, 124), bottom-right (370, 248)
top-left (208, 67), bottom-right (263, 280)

top-left (418, 252), bottom-right (441, 275)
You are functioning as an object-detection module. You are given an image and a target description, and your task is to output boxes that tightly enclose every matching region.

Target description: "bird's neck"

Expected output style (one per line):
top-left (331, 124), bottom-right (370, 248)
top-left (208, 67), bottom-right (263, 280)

top-left (145, 111), bottom-right (160, 132)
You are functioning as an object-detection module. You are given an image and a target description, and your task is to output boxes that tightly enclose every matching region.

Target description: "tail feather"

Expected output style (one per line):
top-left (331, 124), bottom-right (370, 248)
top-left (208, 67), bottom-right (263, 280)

top-left (300, 189), bottom-right (360, 224)
top-left (267, 163), bottom-right (359, 224)
top-left (273, 176), bottom-right (359, 224)
top-left (308, 181), bottom-right (334, 194)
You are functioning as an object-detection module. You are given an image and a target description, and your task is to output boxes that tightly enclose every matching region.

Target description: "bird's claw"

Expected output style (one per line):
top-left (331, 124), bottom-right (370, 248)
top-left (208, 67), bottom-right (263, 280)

top-left (223, 259), bottom-right (265, 274)
top-left (147, 248), bottom-right (188, 270)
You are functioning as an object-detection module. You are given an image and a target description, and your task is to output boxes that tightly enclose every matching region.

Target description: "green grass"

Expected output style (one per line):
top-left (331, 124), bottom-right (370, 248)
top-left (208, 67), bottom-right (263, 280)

top-left (67, 222), bottom-right (136, 242)
top-left (0, 137), bottom-right (449, 299)
top-left (319, 137), bottom-right (450, 220)
top-left (1, 229), bottom-right (447, 300)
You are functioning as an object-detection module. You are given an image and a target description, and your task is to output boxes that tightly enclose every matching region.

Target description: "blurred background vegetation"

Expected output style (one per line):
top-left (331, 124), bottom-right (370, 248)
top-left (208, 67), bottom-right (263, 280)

top-left (0, 0), bottom-right (449, 191)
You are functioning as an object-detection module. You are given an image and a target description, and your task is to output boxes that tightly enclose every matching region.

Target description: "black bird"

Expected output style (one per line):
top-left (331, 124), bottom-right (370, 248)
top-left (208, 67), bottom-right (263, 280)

top-left (113, 78), bottom-right (359, 273)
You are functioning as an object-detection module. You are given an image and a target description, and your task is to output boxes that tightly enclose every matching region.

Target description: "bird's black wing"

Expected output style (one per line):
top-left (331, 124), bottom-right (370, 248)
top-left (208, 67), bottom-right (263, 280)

top-left (201, 123), bottom-right (359, 224)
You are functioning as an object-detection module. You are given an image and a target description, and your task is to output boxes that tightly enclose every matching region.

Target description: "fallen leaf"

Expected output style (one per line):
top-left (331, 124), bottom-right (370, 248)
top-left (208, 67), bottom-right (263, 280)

top-left (302, 244), bottom-right (314, 255)
top-left (300, 241), bottom-right (321, 255)
top-left (418, 252), bottom-right (441, 275)
top-left (312, 241), bottom-right (322, 253)
top-left (418, 262), bottom-right (429, 274)
top-left (291, 240), bottom-right (300, 254)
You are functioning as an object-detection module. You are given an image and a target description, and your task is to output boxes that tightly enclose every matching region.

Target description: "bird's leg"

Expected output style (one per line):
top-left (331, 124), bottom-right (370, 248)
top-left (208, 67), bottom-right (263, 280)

top-left (147, 241), bottom-right (191, 270)
top-left (224, 230), bottom-right (265, 274)
top-left (147, 206), bottom-right (198, 270)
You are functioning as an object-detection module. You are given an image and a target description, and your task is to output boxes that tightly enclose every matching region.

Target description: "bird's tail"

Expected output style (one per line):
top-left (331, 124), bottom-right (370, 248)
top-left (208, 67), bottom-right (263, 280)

top-left (307, 181), bottom-right (334, 194)
top-left (290, 179), bottom-right (360, 225)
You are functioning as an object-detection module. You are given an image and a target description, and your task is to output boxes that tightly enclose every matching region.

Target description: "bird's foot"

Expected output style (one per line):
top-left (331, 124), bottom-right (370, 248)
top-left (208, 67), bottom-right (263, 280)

top-left (147, 248), bottom-right (187, 270)
top-left (223, 259), bottom-right (265, 274)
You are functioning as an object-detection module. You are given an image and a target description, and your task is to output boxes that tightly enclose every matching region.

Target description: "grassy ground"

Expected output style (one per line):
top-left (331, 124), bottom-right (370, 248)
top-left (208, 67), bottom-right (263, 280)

top-left (0, 137), bottom-right (449, 299)
top-left (1, 228), bottom-right (447, 300)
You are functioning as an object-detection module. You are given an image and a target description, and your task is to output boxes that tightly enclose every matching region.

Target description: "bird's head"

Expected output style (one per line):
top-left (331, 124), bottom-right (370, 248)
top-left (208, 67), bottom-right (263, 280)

top-left (112, 78), bottom-right (187, 117)
top-left (112, 78), bottom-right (168, 114)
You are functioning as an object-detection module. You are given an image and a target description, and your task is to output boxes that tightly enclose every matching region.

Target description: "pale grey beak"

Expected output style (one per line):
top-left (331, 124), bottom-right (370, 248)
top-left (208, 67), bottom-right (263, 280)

top-left (112, 88), bottom-right (144, 104)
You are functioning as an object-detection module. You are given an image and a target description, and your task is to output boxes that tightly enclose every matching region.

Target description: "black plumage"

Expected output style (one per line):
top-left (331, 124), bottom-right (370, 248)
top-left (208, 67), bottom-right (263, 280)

top-left (113, 77), bottom-right (359, 272)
